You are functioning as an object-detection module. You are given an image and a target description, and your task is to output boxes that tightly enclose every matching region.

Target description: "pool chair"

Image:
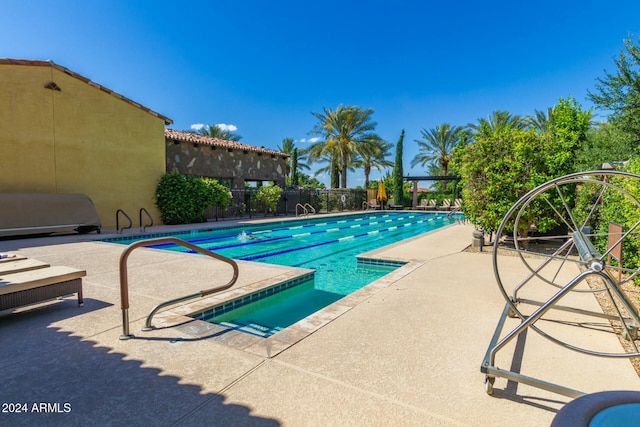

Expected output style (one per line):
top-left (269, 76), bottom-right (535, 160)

top-left (438, 199), bottom-right (452, 210)
top-left (0, 258), bottom-right (85, 311)
top-left (365, 199), bottom-right (380, 210)
top-left (453, 198), bottom-right (462, 209)
top-left (387, 199), bottom-right (403, 210)
top-left (417, 199), bottom-right (436, 210)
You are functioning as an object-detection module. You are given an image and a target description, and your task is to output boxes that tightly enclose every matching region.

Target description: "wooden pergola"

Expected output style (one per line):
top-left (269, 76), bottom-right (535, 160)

top-left (404, 175), bottom-right (459, 209)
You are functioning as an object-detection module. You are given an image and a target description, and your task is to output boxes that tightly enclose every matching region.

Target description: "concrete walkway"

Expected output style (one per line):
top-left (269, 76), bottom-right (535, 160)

top-left (1, 219), bottom-right (638, 426)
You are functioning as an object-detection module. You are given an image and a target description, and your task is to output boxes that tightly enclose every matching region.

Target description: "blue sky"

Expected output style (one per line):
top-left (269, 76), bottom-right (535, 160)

top-left (3, 1), bottom-right (640, 187)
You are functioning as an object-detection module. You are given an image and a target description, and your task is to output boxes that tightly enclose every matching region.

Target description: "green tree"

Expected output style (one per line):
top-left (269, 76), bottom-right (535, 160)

top-left (278, 137), bottom-right (310, 182)
top-left (574, 121), bottom-right (637, 171)
top-left (308, 105), bottom-right (381, 188)
top-left (392, 130), bottom-right (405, 206)
top-left (307, 149), bottom-right (351, 189)
top-left (411, 123), bottom-right (464, 190)
top-left (526, 107), bottom-right (555, 133)
top-left (458, 129), bottom-right (553, 234)
top-left (297, 172), bottom-right (326, 188)
top-left (589, 35), bottom-right (640, 142)
top-left (291, 148), bottom-right (299, 186)
top-left (545, 97), bottom-right (592, 176)
top-left (352, 138), bottom-right (393, 189)
top-left (255, 184), bottom-right (283, 215)
top-left (597, 156), bottom-right (640, 270)
top-left (468, 110), bottom-right (527, 139)
top-left (198, 124), bottom-right (242, 141)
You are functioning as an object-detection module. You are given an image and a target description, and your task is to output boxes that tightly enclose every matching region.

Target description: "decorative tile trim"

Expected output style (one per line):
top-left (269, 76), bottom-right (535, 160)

top-left (356, 257), bottom-right (406, 268)
top-left (191, 272), bottom-right (315, 322)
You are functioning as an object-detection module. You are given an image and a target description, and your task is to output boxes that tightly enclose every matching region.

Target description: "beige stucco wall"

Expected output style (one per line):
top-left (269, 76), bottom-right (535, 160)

top-left (0, 62), bottom-right (167, 229)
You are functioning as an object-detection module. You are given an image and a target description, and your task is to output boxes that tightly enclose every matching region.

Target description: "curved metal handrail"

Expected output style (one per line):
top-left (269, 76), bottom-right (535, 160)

top-left (118, 237), bottom-right (239, 340)
top-left (295, 203), bottom-right (308, 217)
top-left (116, 209), bottom-right (133, 234)
top-left (139, 208), bottom-right (154, 232)
top-left (303, 203), bottom-right (316, 215)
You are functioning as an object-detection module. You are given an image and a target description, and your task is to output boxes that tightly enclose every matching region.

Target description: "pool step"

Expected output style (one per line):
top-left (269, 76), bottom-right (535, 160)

top-left (218, 320), bottom-right (283, 337)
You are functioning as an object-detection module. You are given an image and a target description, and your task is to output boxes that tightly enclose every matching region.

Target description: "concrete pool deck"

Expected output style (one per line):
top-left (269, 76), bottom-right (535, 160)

top-left (1, 216), bottom-right (639, 426)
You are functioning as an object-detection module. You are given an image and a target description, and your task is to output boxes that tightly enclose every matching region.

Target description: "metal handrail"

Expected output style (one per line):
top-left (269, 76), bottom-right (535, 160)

top-left (303, 203), bottom-right (316, 215)
top-left (139, 208), bottom-right (154, 232)
top-left (295, 203), bottom-right (308, 217)
top-left (116, 209), bottom-right (133, 234)
top-left (118, 237), bottom-right (239, 340)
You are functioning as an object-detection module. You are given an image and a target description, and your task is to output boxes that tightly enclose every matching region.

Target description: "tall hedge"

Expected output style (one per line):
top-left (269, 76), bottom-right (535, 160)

top-left (155, 173), bottom-right (229, 224)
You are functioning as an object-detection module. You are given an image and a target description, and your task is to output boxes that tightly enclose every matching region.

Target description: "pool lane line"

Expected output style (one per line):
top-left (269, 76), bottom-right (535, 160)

top-left (236, 217), bottom-right (440, 261)
top-left (203, 216), bottom-right (429, 252)
top-left (145, 213), bottom-right (403, 248)
top-left (152, 213), bottom-right (447, 254)
top-left (195, 215), bottom-right (423, 251)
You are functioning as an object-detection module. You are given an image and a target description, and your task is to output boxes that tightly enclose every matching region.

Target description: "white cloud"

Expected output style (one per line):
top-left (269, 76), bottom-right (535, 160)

top-left (215, 123), bottom-right (238, 132)
top-left (190, 123), bottom-right (205, 131)
top-left (296, 137), bottom-right (320, 144)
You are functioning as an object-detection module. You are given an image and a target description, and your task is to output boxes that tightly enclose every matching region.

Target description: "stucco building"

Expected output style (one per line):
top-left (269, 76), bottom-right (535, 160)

top-left (0, 59), bottom-right (172, 229)
top-left (0, 59), bottom-right (290, 230)
top-left (165, 129), bottom-right (288, 189)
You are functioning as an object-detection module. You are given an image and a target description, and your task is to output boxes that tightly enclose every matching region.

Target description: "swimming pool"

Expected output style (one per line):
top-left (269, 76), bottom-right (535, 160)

top-left (106, 211), bottom-right (461, 337)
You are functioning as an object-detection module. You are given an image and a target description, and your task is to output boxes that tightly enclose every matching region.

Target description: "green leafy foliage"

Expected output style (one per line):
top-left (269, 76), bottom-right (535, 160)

top-left (574, 122), bottom-right (637, 171)
top-left (392, 130), bottom-right (405, 205)
top-left (595, 158), bottom-right (640, 272)
top-left (589, 35), bottom-right (640, 141)
top-left (254, 184), bottom-right (283, 215)
top-left (458, 129), bottom-right (555, 234)
top-left (155, 173), bottom-right (229, 224)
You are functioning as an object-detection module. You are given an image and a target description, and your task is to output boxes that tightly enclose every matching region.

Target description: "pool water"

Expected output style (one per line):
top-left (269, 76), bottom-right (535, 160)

top-left (107, 212), bottom-right (460, 336)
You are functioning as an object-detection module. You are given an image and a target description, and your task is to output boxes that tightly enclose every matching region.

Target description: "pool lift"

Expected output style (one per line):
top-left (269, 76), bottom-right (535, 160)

top-left (481, 171), bottom-right (640, 397)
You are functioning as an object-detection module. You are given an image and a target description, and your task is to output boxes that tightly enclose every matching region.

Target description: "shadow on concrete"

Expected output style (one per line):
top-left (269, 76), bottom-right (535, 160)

top-left (1, 300), bottom-right (280, 426)
top-left (489, 329), bottom-right (567, 414)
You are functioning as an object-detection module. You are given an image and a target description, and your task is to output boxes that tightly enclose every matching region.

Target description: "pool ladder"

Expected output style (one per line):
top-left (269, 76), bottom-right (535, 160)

top-left (116, 208), bottom-right (154, 233)
top-left (118, 237), bottom-right (239, 340)
top-left (295, 203), bottom-right (316, 217)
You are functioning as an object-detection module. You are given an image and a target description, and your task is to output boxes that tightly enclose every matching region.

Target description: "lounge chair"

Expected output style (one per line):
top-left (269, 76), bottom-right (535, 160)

top-left (0, 261), bottom-right (85, 311)
top-left (365, 199), bottom-right (380, 210)
top-left (454, 198), bottom-right (462, 209)
top-left (387, 199), bottom-right (403, 210)
top-left (439, 199), bottom-right (452, 211)
top-left (0, 258), bottom-right (50, 275)
top-left (417, 199), bottom-right (436, 210)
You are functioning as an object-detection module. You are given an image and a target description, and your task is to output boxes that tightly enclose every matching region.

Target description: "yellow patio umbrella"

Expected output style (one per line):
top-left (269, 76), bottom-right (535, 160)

top-left (377, 180), bottom-right (387, 208)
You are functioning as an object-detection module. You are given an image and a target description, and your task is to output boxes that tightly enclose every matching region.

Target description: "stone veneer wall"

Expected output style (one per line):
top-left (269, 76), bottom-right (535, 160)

top-left (166, 140), bottom-right (287, 189)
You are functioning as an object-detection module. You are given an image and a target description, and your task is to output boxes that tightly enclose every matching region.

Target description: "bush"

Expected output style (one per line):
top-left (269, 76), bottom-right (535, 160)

top-left (202, 177), bottom-right (231, 211)
top-left (155, 173), bottom-right (229, 224)
top-left (255, 184), bottom-right (283, 215)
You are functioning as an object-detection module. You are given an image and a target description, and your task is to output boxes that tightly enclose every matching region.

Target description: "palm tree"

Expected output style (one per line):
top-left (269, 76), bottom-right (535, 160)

top-left (526, 107), bottom-right (555, 133)
top-left (277, 137), bottom-right (310, 183)
top-left (411, 123), bottom-right (464, 190)
top-left (308, 105), bottom-right (381, 188)
top-left (307, 149), bottom-right (352, 189)
top-left (468, 110), bottom-right (527, 138)
top-left (199, 124), bottom-right (242, 141)
top-left (352, 138), bottom-right (394, 189)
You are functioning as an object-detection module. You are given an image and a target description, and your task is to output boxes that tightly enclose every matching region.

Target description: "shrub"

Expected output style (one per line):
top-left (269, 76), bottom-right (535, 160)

top-left (255, 184), bottom-right (283, 215)
top-left (202, 177), bottom-right (231, 211)
top-left (155, 173), bottom-right (229, 224)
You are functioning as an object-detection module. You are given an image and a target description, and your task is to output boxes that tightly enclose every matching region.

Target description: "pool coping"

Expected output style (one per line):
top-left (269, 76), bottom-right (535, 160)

top-left (149, 258), bottom-right (425, 357)
top-left (144, 222), bottom-right (456, 357)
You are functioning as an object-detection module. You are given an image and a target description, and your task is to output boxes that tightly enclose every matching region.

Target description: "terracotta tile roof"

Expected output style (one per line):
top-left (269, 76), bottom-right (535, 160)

top-left (0, 59), bottom-right (173, 125)
top-left (165, 129), bottom-right (289, 157)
